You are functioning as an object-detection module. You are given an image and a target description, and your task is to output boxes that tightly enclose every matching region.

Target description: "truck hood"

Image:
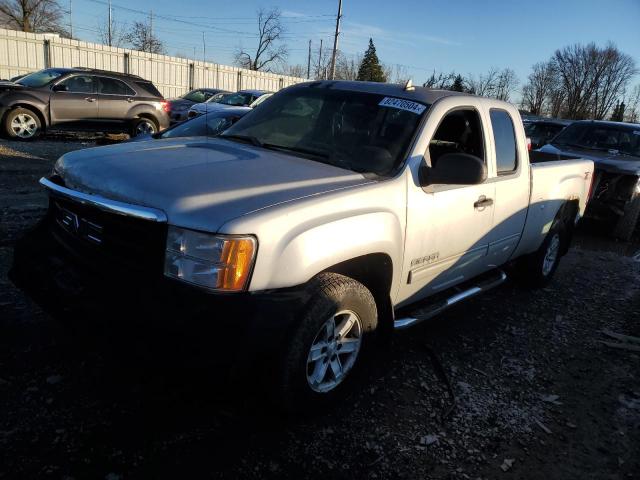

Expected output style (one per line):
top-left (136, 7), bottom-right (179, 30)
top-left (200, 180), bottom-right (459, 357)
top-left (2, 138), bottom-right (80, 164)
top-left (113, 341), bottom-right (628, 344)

top-left (540, 143), bottom-right (640, 176)
top-left (54, 137), bottom-right (372, 232)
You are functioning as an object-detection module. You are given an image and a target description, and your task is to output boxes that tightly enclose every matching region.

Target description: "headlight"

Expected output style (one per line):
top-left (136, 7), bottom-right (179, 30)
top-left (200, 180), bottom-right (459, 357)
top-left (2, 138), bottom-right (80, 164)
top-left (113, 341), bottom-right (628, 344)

top-left (164, 226), bottom-right (256, 292)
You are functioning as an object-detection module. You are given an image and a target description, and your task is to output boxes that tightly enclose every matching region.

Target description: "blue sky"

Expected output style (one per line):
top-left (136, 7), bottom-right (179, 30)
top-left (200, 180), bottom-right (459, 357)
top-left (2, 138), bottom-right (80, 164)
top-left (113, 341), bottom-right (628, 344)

top-left (70, 0), bottom-right (640, 87)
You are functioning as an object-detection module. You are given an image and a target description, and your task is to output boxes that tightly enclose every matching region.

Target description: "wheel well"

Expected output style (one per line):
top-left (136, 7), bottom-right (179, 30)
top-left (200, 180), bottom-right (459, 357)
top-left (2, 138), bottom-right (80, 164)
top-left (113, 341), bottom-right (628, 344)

top-left (323, 253), bottom-right (394, 335)
top-left (5, 104), bottom-right (47, 129)
top-left (556, 199), bottom-right (579, 255)
top-left (136, 112), bottom-right (159, 126)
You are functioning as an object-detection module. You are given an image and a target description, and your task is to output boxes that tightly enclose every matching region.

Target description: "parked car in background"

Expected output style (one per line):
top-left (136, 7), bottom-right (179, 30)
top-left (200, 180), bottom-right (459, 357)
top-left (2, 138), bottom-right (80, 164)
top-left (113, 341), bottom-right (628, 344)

top-left (188, 89), bottom-right (272, 118)
top-left (539, 120), bottom-right (640, 240)
top-left (0, 67), bottom-right (170, 140)
top-left (167, 88), bottom-right (230, 123)
top-left (525, 119), bottom-right (572, 149)
top-left (11, 81), bottom-right (593, 410)
top-left (128, 106), bottom-right (249, 142)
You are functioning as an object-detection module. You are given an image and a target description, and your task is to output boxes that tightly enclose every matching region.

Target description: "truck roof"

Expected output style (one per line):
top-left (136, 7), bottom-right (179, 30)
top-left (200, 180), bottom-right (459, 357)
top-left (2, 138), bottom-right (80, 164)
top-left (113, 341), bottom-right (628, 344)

top-left (290, 80), bottom-right (471, 105)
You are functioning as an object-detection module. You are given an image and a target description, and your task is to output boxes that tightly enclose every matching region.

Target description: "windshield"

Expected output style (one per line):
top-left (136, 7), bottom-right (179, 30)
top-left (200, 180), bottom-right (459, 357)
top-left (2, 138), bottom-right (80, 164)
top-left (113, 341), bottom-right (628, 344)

top-left (218, 92), bottom-right (255, 106)
top-left (182, 90), bottom-right (218, 103)
top-left (222, 88), bottom-right (428, 175)
top-left (552, 123), bottom-right (640, 157)
top-left (17, 69), bottom-right (65, 88)
top-left (161, 112), bottom-right (240, 138)
top-left (205, 92), bottom-right (230, 104)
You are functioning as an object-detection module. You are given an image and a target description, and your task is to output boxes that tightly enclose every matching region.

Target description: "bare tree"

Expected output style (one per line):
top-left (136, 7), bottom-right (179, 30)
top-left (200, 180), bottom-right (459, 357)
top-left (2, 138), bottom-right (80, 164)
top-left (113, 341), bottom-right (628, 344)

top-left (0, 0), bottom-right (68, 34)
top-left (553, 42), bottom-right (637, 119)
top-left (97, 18), bottom-right (127, 48)
top-left (467, 67), bottom-right (499, 96)
top-left (235, 8), bottom-right (287, 72)
top-left (282, 64), bottom-right (306, 78)
top-left (334, 52), bottom-right (360, 81)
top-left (492, 68), bottom-right (519, 101)
top-left (125, 21), bottom-right (165, 54)
top-left (521, 61), bottom-right (558, 115)
top-left (423, 70), bottom-right (457, 89)
top-left (624, 84), bottom-right (640, 123)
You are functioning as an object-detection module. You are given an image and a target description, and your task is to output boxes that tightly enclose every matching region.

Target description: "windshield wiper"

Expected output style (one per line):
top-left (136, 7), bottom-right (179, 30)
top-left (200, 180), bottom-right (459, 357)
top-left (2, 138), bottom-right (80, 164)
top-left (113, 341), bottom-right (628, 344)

top-left (219, 134), bottom-right (263, 147)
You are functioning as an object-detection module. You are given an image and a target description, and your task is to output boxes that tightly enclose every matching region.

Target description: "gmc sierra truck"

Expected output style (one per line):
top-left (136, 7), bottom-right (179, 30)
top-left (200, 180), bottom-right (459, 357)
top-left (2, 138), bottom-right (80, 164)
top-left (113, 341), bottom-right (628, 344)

top-left (11, 81), bottom-right (593, 409)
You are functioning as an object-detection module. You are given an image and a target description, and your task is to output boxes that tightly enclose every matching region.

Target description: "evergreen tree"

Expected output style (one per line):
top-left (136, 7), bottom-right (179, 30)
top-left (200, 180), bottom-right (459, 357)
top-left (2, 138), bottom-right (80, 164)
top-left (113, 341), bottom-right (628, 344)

top-left (610, 101), bottom-right (625, 122)
top-left (356, 39), bottom-right (387, 82)
top-left (450, 74), bottom-right (465, 92)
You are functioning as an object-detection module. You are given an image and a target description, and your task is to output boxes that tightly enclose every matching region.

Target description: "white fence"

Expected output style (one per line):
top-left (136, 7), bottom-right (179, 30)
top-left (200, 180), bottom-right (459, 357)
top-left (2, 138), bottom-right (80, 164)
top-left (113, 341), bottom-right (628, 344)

top-left (0, 28), bottom-right (306, 98)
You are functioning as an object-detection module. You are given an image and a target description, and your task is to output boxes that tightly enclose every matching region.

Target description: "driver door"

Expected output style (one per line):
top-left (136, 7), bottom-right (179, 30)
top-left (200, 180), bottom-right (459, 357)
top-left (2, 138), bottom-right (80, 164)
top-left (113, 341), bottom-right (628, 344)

top-left (398, 106), bottom-right (495, 306)
top-left (50, 75), bottom-right (99, 127)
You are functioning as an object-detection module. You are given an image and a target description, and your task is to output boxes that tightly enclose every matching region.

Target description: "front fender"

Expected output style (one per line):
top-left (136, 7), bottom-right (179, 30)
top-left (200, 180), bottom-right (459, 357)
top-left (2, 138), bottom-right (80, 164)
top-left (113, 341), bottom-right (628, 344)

top-left (0, 92), bottom-right (49, 125)
top-left (262, 211), bottom-right (403, 292)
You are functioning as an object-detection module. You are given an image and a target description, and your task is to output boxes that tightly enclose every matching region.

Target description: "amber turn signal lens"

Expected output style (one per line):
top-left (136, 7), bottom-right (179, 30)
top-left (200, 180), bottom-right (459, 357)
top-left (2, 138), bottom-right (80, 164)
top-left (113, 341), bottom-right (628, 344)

top-left (220, 238), bottom-right (256, 291)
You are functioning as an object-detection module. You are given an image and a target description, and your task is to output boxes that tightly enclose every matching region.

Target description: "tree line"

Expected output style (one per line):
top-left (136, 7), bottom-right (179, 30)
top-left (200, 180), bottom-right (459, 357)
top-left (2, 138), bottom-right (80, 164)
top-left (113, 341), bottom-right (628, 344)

top-left (2, 1), bottom-right (638, 122)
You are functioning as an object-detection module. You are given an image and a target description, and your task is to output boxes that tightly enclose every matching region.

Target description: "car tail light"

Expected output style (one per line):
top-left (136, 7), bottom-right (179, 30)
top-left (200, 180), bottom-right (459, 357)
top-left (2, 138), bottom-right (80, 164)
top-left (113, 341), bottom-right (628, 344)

top-left (586, 171), bottom-right (596, 201)
top-left (526, 137), bottom-right (532, 151)
top-left (161, 100), bottom-right (170, 112)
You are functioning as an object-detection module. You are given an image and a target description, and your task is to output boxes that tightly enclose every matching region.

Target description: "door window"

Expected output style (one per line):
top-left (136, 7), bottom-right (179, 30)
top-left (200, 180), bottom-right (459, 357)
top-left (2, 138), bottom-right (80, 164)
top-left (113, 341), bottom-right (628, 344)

top-left (490, 109), bottom-right (518, 173)
top-left (58, 75), bottom-right (95, 94)
top-left (428, 108), bottom-right (485, 167)
top-left (98, 77), bottom-right (135, 96)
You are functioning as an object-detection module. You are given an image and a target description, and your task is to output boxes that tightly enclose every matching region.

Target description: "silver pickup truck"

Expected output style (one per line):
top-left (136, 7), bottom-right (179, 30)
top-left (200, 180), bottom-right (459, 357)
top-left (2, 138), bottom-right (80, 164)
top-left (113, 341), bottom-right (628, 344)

top-left (11, 81), bottom-right (594, 409)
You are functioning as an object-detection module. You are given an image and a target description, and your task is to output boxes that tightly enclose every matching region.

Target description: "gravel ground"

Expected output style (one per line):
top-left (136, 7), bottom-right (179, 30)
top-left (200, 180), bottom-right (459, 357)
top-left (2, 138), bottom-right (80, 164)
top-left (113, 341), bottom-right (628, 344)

top-left (1, 137), bottom-right (639, 479)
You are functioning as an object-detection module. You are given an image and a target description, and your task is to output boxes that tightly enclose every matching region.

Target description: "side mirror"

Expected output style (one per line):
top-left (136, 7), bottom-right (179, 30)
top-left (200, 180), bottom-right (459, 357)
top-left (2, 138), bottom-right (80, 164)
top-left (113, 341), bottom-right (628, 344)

top-left (420, 153), bottom-right (487, 186)
top-left (52, 84), bottom-right (68, 92)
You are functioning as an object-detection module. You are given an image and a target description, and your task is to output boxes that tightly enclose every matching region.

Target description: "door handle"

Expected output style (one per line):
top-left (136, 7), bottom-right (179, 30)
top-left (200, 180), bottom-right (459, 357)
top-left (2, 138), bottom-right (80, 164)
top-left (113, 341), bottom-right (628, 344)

top-left (85, 97), bottom-right (96, 102)
top-left (474, 196), bottom-right (494, 209)
top-left (126, 97), bottom-right (134, 103)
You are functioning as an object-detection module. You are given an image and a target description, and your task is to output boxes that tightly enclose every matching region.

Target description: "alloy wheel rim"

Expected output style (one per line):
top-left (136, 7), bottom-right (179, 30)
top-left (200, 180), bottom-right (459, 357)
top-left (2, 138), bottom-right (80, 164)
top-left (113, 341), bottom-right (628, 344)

top-left (542, 233), bottom-right (560, 276)
top-left (11, 113), bottom-right (38, 138)
top-left (136, 120), bottom-right (156, 135)
top-left (306, 310), bottom-right (362, 393)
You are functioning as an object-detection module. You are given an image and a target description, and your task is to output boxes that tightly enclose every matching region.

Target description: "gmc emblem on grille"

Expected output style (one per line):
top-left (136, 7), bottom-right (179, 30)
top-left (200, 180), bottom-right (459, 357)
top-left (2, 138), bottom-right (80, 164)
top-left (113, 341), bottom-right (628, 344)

top-left (57, 204), bottom-right (103, 245)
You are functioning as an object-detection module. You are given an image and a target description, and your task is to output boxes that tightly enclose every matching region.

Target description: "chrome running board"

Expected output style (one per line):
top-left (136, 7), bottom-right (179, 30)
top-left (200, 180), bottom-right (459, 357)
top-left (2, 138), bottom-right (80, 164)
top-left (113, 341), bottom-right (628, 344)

top-left (394, 270), bottom-right (507, 330)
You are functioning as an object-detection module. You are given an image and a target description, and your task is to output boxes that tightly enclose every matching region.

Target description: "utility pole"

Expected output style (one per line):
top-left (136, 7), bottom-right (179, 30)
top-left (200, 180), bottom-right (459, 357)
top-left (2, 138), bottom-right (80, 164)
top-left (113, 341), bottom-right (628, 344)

top-left (69, 0), bottom-right (73, 38)
top-left (329, 0), bottom-right (342, 80)
top-left (307, 40), bottom-right (311, 79)
top-left (107, 0), bottom-right (112, 46)
top-left (317, 39), bottom-right (323, 80)
top-left (202, 32), bottom-right (206, 63)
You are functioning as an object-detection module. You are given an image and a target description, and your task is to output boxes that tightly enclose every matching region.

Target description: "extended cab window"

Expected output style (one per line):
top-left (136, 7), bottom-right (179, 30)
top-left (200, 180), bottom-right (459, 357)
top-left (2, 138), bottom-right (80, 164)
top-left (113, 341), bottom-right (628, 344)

top-left (58, 75), bottom-right (95, 93)
top-left (428, 108), bottom-right (485, 167)
top-left (98, 77), bottom-right (135, 96)
top-left (490, 109), bottom-right (517, 173)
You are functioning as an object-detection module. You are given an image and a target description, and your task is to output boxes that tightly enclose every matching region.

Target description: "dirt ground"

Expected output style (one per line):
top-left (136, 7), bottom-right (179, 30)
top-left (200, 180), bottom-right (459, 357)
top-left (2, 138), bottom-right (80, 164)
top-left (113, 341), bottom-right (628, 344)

top-left (1, 136), bottom-right (639, 480)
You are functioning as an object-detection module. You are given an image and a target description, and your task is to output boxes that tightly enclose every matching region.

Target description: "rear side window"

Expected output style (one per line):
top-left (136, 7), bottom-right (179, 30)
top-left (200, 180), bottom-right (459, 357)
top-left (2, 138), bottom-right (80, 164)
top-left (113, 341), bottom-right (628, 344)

top-left (134, 81), bottom-right (162, 98)
top-left (490, 109), bottom-right (517, 174)
top-left (98, 77), bottom-right (135, 96)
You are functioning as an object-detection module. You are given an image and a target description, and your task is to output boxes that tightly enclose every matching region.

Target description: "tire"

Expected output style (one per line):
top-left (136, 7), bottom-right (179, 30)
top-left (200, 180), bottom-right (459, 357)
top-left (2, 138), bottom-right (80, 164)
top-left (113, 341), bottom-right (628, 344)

top-left (4, 107), bottom-right (42, 140)
top-left (613, 192), bottom-right (640, 242)
top-left (277, 273), bottom-right (378, 412)
top-left (517, 221), bottom-right (565, 288)
top-left (131, 117), bottom-right (158, 137)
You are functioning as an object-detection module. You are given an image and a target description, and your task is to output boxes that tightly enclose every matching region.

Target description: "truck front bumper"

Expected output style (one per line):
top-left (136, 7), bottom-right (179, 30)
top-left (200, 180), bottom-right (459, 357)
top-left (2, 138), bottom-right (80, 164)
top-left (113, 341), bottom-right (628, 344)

top-left (9, 217), bottom-right (310, 372)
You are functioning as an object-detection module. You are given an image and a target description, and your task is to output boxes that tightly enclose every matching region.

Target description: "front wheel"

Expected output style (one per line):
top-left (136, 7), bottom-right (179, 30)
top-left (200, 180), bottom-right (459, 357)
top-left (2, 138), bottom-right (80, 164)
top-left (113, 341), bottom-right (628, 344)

top-left (277, 273), bottom-right (378, 412)
top-left (613, 192), bottom-right (640, 242)
top-left (4, 107), bottom-right (42, 140)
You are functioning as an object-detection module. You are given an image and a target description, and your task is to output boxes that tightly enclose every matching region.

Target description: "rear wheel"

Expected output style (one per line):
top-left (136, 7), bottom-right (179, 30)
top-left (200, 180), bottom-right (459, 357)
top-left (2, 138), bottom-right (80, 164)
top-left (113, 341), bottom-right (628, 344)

top-left (516, 221), bottom-right (565, 288)
top-left (131, 117), bottom-right (158, 137)
top-left (277, 273), bottom-right (378, 411)
top-left (4, 107), bottom-right (41, 140)
top-left (613, 192), bottom-right (640, 242)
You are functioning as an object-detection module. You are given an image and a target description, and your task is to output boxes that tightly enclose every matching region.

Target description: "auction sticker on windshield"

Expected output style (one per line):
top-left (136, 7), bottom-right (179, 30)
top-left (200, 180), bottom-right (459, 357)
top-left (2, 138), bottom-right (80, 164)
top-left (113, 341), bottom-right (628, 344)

top-left (379, 97), bottom-right (427, 115)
